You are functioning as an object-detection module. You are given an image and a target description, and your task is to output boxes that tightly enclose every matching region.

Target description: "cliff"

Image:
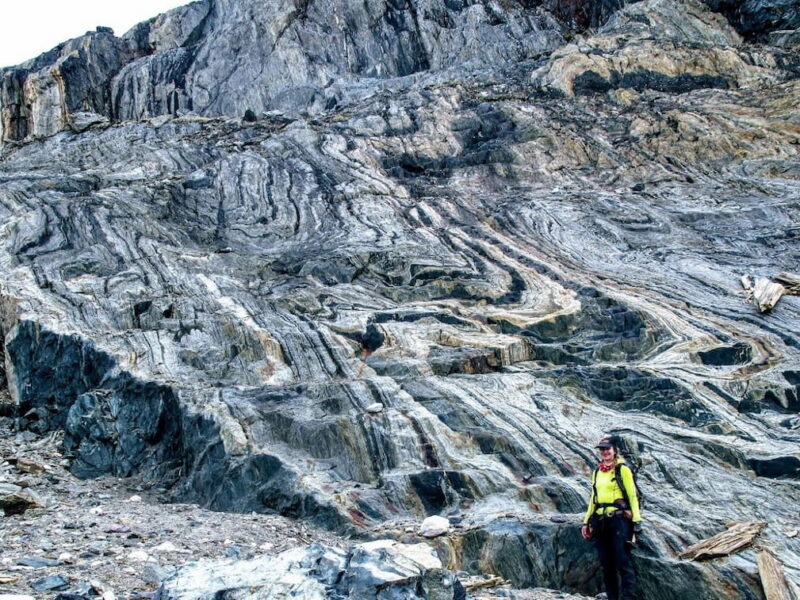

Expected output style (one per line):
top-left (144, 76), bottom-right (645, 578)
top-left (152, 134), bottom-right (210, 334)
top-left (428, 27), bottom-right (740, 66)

top-left (1, 0), bottom-right (799, 598)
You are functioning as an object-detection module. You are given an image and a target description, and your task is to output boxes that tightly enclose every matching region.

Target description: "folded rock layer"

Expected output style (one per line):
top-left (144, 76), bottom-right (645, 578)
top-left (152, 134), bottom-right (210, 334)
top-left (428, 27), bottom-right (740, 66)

top-left (1, 0), bottom-right (799, 598)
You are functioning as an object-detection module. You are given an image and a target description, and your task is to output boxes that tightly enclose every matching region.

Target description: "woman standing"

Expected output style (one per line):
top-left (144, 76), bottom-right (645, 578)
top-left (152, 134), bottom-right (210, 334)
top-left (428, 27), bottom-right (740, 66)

top-left (581, 437), bottom-right (642, 600)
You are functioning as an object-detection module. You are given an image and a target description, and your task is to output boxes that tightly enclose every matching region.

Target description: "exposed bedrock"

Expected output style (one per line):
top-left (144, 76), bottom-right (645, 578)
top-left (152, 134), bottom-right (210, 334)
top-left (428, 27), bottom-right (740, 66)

top-left (1, 0), bottom-right (800, 597)
top-left (703, 0), bottom-right (800, 40)
top-left (435, 517), bottom-right (764, 599)
top-left (3, 0), bottom-right (798, 145)
top-left (0, 0), bottom-right (565, 143)
top-left (540, 0), bottom-right (800, 37)
top-left (530, 0), bottom-right (797, 97)
top-left (158, 539), bottom-right (465, 600)
top-left (1, 318), bottom-right (350, 529)
top-left (544, 0), bottom-right (800, 39)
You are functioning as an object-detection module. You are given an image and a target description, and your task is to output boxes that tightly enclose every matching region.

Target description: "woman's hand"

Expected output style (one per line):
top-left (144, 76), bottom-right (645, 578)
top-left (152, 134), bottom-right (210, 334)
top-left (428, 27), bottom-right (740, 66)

top-left (581, 524), bottom-right (592, 539)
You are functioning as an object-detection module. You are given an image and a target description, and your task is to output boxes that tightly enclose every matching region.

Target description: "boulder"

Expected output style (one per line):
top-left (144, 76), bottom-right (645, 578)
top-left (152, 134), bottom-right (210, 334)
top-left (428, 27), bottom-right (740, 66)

top-left (0, 484), bottom-right (43, 515)
top-left (420, 516), bottom-right (451, 538)
top-left (157, 541), bottom-right (462, 600)
top-left (68, 112), bottom-right (110, 133)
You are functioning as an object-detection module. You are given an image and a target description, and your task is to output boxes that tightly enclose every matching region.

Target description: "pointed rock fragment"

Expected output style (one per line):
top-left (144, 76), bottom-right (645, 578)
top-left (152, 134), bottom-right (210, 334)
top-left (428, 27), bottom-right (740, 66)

top-left (15, 457), bottom-right (47, 475)
top-left (680, 521), bottom-right (766, 560)
top-left (31, 575), bottom-right (70, 592)
top-left (757, 549), bottom-right (791, 600)
top-left (752, 278), bottom-right (786, 312)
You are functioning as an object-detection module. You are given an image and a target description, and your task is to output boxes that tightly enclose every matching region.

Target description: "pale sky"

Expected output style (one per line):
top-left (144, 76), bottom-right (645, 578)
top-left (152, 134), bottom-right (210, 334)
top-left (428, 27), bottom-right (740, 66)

top-left (1, 1), bottom-right (190, 68)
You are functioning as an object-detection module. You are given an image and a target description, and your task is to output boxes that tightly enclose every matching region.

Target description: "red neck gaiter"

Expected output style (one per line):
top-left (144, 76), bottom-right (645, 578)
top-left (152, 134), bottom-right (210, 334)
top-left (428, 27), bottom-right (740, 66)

top-left (598, 462), bottom-right (615, 472)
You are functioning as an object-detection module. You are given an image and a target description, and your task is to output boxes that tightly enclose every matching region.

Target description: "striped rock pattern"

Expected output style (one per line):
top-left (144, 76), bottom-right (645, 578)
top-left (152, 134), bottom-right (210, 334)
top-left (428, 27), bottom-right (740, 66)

top-left (1, 0), bottom-right (799, 598)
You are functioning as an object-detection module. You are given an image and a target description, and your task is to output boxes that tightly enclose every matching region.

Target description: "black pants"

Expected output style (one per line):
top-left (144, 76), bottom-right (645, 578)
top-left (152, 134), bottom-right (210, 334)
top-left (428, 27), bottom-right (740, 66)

top-left (593, 514), bottom-right (637, 600)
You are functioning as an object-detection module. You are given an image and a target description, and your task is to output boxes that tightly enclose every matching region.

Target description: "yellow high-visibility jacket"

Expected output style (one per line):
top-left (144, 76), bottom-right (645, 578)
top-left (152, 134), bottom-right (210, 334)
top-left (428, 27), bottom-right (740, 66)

top-left (583, 458), bottom-right (641, 524)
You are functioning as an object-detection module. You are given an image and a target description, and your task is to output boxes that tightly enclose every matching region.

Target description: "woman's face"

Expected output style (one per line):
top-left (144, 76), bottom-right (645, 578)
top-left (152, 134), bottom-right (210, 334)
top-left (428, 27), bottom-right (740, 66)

top-left (599, 446), bottom-right (616, 462)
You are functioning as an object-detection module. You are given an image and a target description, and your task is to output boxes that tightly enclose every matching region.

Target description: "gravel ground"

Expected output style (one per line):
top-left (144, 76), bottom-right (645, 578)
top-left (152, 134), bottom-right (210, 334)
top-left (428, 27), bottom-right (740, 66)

top-left (0, 410), bottom-right (344, 599)
top-left (0, 393), bottom-right (594, 600)
top-left (472, 589), bottom-right (594, 600)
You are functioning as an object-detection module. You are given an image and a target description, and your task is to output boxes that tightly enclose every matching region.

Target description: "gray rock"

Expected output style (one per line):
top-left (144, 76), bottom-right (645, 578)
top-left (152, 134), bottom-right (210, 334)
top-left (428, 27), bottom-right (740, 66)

top-left (16, 556), bottom-right (61, 568)
top-left (31, 575), bottom-right (70, 591)
top-left (704, 0), bottom-right (800, 39)
top-left (531, 0), bottom-right (786, 98)
top-left (768, 28), bottom-right (800, 47)
top-left (0, 0), bottom-right (565, 144)
top-left (73, 581), bottom-right (109, 597)
top-left (0, 0), bottom-right (799, 599)
top-left (141, 565), bottom-right (177, 586)
top-left (68, 112), bottom-right (110, 133)
top-left (0, 483), bottom-right (22, 495)
top-left (0, 486), bottom-right (43, 515)
top-left (158, 540), bottom-right (460, 600)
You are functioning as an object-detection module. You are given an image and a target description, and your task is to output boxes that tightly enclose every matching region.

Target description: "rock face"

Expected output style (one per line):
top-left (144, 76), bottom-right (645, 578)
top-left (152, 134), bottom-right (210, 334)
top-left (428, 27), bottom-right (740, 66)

top-left (704, 0), bottom-right (800, 39)
top-left (532, 0), bottom-right (780, 97)
top-left (2, 0), bottom-right (796, 143)
top-left (1, 0), bottom-right (799, 599)
top-left (0, 0), bottom-right (564, 143)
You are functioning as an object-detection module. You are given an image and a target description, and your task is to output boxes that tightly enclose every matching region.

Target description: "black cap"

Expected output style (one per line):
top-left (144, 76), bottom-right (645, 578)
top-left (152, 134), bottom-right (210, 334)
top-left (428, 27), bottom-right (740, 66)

top-left (596, 438), bottom-right (614, 449)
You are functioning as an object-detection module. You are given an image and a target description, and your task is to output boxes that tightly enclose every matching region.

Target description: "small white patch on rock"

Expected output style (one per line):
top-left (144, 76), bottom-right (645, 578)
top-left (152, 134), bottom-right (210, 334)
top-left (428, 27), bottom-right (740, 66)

top-left (419, 516), bottom-right (450, 538)
top-left (153, 541), bottom-right (180, 553)
top-left (369, 540), bottom-right (442, 570)
top-left (128, 550), bottom-right (151, 562)
top-left (366, 403), bottom-right (384, 413)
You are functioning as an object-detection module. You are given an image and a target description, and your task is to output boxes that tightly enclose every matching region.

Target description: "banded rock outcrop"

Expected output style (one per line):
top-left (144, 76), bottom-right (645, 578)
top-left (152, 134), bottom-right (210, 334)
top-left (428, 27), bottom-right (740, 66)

top-left (157, 540), bottom-right (463, 600)
top-left (1, 0), bottom-right (799, 599)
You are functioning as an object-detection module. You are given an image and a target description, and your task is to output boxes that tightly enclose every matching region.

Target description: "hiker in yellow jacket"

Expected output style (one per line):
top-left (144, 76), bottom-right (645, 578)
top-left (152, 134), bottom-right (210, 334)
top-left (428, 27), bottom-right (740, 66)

top-left (581, 437), bottom-right (642, 600)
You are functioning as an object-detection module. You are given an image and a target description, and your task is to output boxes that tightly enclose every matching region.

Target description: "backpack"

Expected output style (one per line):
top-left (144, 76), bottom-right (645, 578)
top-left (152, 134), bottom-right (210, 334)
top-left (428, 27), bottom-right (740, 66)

top-left (608, 434), bottom-right (644, 509)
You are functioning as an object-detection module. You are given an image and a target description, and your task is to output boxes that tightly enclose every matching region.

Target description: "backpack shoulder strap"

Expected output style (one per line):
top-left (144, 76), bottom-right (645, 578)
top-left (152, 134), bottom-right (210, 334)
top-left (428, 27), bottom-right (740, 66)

top-left (592, 468), bottom-right (599, 507)
top-left (615, 463), bottom-right (632, 508)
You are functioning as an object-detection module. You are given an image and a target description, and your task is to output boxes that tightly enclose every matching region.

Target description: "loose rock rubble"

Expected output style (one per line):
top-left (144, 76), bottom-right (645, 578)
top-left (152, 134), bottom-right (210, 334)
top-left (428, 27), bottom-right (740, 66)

top-left (0, 412), bottom-right (341, 600)
top-left (472, 590), bottom-right (594, 600)
top-left (0, 406), bottom-right (593, 600)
